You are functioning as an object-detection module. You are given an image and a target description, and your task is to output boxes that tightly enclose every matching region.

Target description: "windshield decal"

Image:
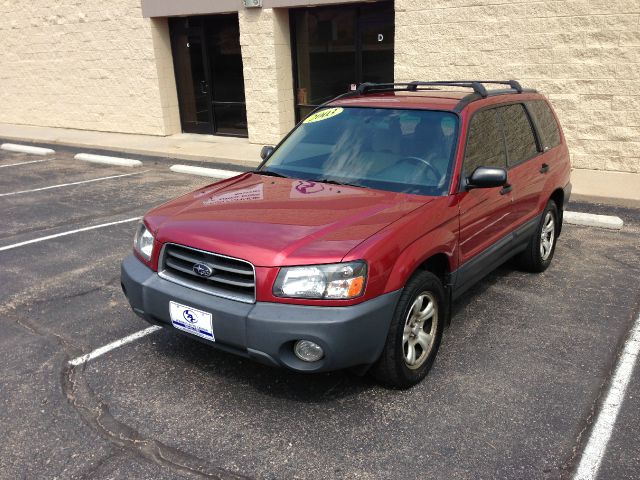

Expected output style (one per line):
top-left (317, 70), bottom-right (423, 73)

top-left (303, 107), bottom-right (344, 124)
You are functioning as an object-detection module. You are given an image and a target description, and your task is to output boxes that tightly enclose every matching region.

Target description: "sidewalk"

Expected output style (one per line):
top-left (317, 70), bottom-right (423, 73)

top-left (0, 122), bottom-right (263, 167)
top-left (1, 122), bottom-right (638, 207)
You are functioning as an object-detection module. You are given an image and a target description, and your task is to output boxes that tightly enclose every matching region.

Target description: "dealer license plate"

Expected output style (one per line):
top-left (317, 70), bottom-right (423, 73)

top-left (169, 301), bottom-right (215, 342)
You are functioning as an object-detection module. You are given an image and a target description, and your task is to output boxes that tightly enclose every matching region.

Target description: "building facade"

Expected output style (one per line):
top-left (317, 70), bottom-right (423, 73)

top-left (0, 0), bottom-right (638, 172)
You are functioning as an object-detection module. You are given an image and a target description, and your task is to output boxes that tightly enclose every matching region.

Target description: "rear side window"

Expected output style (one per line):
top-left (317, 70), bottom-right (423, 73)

top-left (526, 100), bottom-right (561, 150)
top-left (498, 104), bottom-right (538, 167)
top-left (463, 108), bottom-right (506, 174)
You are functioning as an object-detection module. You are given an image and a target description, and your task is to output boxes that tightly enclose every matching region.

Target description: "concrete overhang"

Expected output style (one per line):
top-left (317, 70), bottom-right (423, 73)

top-left (141, 0), bottom-right (376, 17)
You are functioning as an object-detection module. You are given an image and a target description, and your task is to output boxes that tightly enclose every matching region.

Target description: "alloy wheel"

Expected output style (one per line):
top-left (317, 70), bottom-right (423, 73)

top-left (402, 292), bottom-right (438, 369)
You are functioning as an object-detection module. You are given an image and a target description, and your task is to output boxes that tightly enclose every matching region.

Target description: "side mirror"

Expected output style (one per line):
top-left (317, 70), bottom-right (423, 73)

top-left (260, 145), bottom-right (275, 160)
top-left (466, 167), bottom-right (508, 190)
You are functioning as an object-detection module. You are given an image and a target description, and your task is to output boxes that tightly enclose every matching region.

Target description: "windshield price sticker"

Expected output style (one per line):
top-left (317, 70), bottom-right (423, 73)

top-left (304, 107), bottom-right (344, 124)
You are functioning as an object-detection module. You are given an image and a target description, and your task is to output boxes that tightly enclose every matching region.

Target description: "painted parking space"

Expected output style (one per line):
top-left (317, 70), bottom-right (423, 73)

top-left (1, 146), bottom-right (639, 478)
top-left (0, 156), bottom-right (211, 243)
top-left (0, 158), bottom-right (54, 168)
top-left (0, 148), bottom-right (228, 478)
top-left (596, 353), bottom-right (640, 480)
top-left (0, 156), bottom-right (127, 192)
top-left (75, 220), bottom-right (640, 479)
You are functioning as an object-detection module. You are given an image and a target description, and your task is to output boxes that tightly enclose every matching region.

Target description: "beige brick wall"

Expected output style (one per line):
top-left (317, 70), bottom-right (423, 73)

top-left (395, 0), bottom-right (640, 173)
top-left (0, 0), bottom-right (180, 136)
top-left (239, 8), bottom-right (296, 146)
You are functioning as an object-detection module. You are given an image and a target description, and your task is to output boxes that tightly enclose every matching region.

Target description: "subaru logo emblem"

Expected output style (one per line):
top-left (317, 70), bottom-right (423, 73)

top-left (193, 262), bottom-right (214, 277)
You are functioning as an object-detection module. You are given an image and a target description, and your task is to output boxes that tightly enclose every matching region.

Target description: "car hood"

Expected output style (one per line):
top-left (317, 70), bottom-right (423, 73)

top-left (147, 173), bottom-right (434, 267)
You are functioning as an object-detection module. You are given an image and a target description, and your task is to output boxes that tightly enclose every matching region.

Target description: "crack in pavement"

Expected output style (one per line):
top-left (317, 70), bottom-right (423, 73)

top-left (3, 276), bottom-right (246, 477)
top-left (62, 364), bottom-right (251, 480)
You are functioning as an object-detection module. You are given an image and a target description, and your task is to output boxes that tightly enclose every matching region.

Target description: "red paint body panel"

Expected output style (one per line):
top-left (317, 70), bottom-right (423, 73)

top-left (141, 90), bottom-right (571, 307)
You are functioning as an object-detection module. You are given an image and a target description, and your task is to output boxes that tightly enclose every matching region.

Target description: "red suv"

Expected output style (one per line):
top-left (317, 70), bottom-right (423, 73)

top-left (121, 80), bottom-right (571, 388)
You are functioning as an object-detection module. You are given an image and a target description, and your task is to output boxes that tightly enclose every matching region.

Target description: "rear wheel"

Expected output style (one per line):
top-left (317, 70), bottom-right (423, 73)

top-left (371, 271), bottom-right (446, 389)
top-left (515, 200), bottom-right (558, 273)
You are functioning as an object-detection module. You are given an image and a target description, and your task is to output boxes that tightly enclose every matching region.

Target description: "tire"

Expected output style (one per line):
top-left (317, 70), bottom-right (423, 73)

top-left (515, 200), bottom-right (558, 273)
top-left (371, 271), bottom-right (446, 389)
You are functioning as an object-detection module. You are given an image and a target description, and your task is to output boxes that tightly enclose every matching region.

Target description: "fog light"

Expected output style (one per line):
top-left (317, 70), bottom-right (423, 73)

top-left (293, 340), bottom-right (324, 362)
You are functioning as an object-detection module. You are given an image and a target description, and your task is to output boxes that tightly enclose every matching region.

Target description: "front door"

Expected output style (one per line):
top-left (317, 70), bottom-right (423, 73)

top-left (170, 15), bottom-right (248, 137)
top-left (456, 107), bottom-right (514, 291)
top-left (291, 2), bottom-right (394, 121)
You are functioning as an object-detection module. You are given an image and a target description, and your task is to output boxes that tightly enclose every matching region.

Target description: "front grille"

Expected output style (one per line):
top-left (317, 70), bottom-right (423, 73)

top-left (158, 243), bottom-right (256, 303)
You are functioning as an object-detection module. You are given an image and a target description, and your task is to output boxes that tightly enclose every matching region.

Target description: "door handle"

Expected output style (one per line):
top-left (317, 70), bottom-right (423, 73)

top-left (499, 184), bottom-right (512, 195)
top-left (200, 80), bottom-right (208, 94)
top-left (539, 163), bottom-right (550, 174)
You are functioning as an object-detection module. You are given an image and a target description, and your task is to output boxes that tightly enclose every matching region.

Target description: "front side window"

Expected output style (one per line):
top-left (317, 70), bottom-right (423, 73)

top-left (526, 100), bottom-right (561, 150)
top-left (463, 108), bottom-right (506, 175)
top-left (499, 104), bottom-right (538, 167)
top-left (259, 107), bottom-right (459, 196)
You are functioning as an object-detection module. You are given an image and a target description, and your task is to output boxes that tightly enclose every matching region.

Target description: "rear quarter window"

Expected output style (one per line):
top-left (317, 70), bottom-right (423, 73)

top-left (526, 100), bottom-right (562, 150)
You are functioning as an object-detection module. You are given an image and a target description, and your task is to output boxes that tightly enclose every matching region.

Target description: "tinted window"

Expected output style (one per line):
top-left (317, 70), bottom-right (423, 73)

top-left (261, 107), bottom-right (459, 196)
top-left (526, 100), bottom-right (561, 150)
top-left (463, 108), bottom-right (506, 174)
top-left (499, 104), bottom-right (538, 167)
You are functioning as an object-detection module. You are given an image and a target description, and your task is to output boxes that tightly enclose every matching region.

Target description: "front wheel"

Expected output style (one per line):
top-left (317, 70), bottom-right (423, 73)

top-left (515, 200), bottom-right (558, 273)
top-left (371, 271), bottom-right (446, 389)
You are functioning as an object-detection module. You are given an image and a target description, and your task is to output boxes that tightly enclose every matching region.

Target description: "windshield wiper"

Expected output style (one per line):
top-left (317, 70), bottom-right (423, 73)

top-left (315, 178), bottom-right (365, 188)
top-left (254, 170), bottom-right (289, 178)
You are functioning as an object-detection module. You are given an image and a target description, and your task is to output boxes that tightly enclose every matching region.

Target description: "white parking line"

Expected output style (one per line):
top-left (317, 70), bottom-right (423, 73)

top-left (1, 143), bottom-right (55, 155)
top-left (68, 326), bottom-right (162, 366)
top-left (574, 313), bottom-right (640, 480)
top-left (0, 216), bottom-right (141, 252)
top-left (0, 158), bottom-right (54, 168)
top-left (0, 171), bottom-right (147, 197)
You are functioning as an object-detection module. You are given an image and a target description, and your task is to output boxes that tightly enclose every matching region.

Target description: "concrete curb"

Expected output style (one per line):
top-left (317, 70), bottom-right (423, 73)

top-left (169, 164), bottom-right (243, 179)
top-left (1, 143), bottom-right (55, 156)
top-left (75, 153), bottom-right (142, 168)
top-left (564, 211), bottom-right (624, 230)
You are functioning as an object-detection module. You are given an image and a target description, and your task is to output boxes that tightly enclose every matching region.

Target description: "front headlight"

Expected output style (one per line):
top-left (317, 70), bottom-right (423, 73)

top-left (273, 261), bottom-right (367, 300)
top-left (133, 222), bottom-right (154, 261)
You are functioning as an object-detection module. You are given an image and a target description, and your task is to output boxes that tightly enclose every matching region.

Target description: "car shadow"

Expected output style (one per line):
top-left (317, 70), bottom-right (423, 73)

top-left (148, 261), bottom-right (527, 403)
top-left (151, 329), bottom-right (378, 403)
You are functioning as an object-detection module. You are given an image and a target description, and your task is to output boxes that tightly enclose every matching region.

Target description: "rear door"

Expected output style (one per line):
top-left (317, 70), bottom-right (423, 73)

top-left (457, 107), bottom-right (513, 273)
top-left (497, 103), bottom-right (542, 229)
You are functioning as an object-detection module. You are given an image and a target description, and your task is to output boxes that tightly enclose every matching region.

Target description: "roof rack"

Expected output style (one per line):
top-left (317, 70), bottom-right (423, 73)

top-left (351, 80), bottom-right (535, 111)
top-left (356, 80), bottom-right (524, 97)
top-left (304, 80), bottom-right (535, 120)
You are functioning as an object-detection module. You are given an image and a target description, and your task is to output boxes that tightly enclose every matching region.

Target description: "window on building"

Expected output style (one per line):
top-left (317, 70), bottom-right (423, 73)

top-left (463, 108), bottom-right (506, 174)
top-left (291, 2), bottom-right (394, 121)
top-left (526, 100), bottom-right (561, 150)
top-left (499, 104), bottom-right (538, 167)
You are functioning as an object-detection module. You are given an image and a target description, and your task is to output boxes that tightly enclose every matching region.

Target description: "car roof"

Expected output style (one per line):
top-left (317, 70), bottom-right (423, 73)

top-left (329, 90), bottom-right (543, 112)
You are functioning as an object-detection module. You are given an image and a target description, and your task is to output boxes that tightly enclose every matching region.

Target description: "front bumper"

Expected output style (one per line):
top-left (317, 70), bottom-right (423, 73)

top-left (121, 254), bottom-right (401, 372)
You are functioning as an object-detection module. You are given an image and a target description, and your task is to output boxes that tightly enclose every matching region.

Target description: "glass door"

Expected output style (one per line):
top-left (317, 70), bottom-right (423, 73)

top-left (359, 4), bottom-right (394, 85)
top-left (291, 2), bottom-right (394, 121)
top-left (170, 21), bottom-right (213, 134)
top-left (293, 7), bottom-right (357, 120)
top-left (205, 15), bottom-right (248, 136)
top-left (170, 15), bottom-right (248, 137)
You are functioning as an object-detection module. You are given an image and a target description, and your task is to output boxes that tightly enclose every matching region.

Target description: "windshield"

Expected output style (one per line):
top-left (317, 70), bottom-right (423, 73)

top-left (259, 107), bottom-right (459, 196)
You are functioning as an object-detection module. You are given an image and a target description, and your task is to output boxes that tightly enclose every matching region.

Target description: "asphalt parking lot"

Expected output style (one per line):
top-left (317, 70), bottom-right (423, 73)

top-left (1, 146), bottom-right (639, 480)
